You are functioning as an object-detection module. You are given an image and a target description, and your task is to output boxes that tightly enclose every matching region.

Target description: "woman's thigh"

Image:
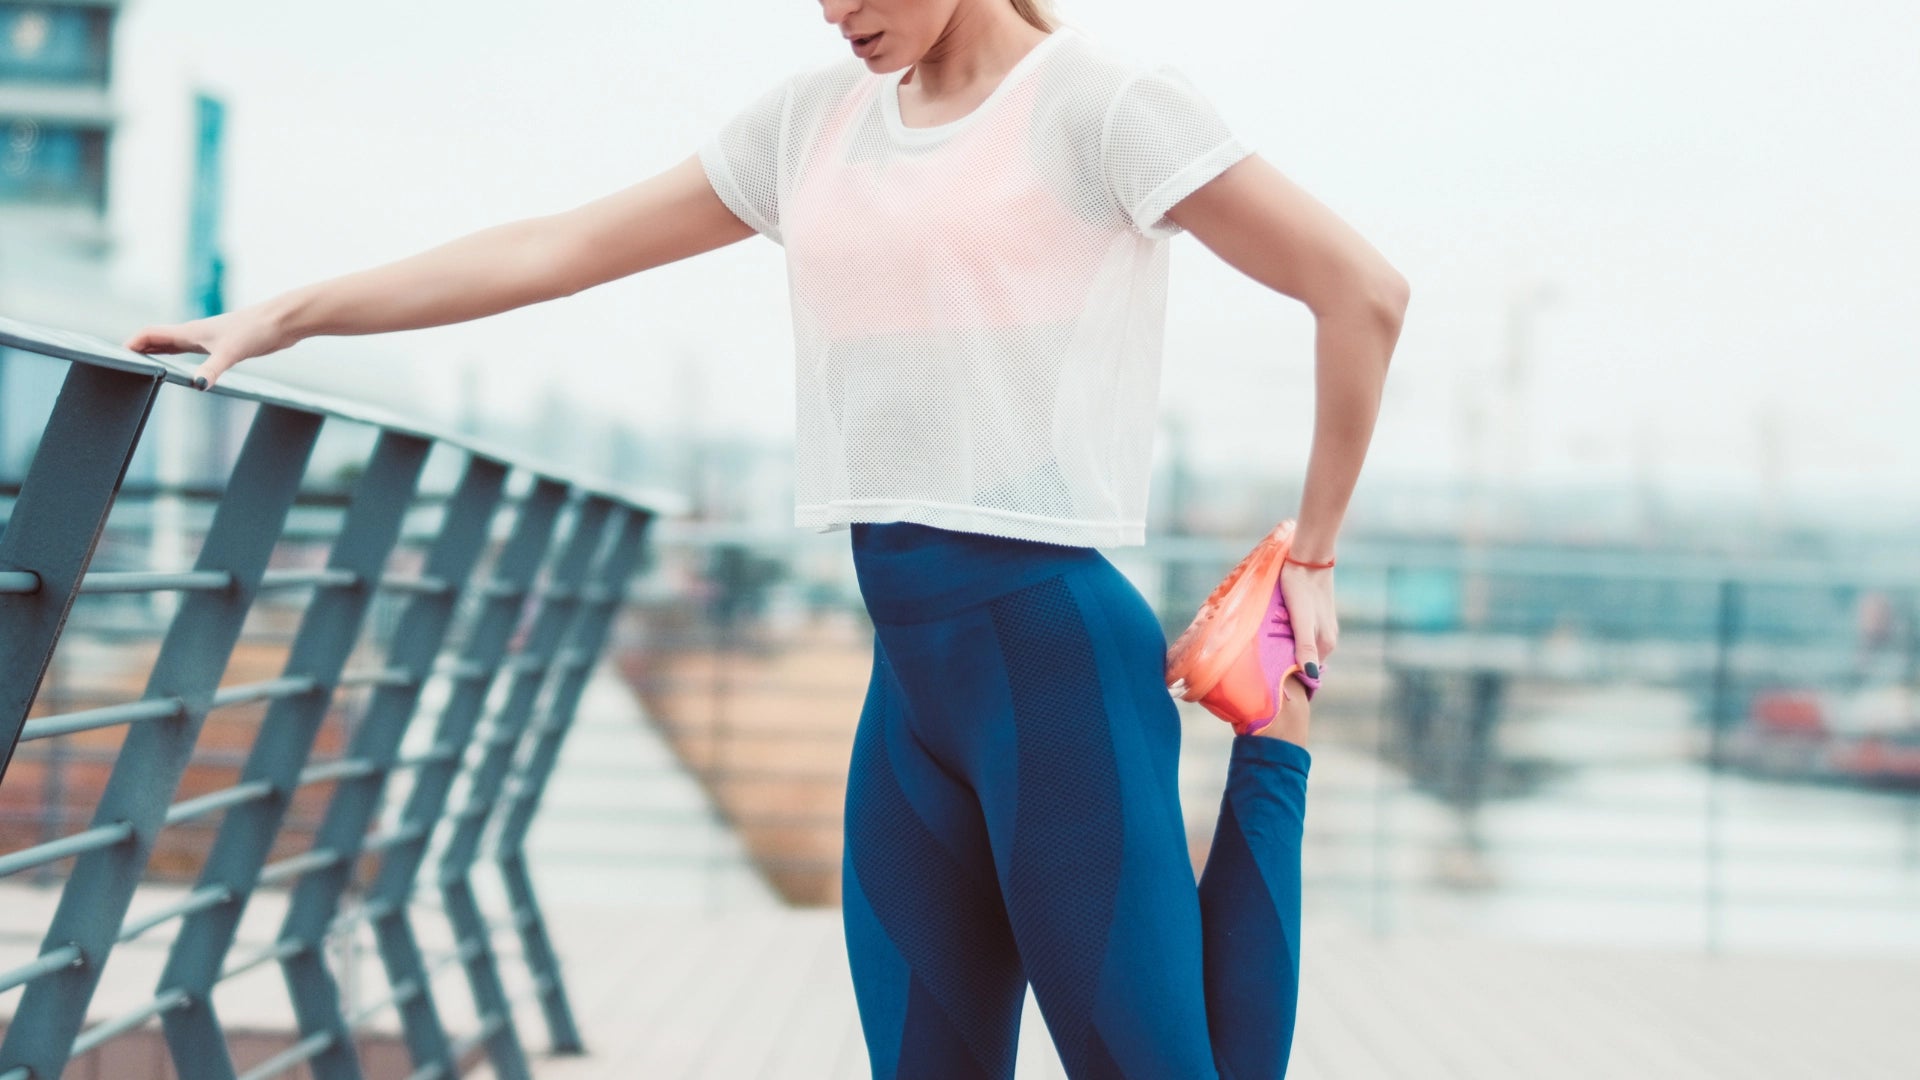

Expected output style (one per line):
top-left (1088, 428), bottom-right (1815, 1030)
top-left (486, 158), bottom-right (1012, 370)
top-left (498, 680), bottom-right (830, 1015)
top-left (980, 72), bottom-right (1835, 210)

top-left (847, 526), bottom-right (1222, 1079)
top-left (961, 563), bottom-right (1219, 1079)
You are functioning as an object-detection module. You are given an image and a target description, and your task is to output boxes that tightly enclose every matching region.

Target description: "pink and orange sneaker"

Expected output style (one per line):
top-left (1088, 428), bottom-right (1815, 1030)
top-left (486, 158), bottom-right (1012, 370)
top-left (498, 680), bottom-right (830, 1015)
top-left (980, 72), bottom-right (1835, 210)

top-left (1164, 520), bottom-right (1320, 736)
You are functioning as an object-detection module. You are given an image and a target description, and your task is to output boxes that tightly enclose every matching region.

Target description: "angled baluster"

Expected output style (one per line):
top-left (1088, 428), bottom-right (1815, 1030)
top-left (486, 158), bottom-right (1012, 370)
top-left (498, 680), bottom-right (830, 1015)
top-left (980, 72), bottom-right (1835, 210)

top-left (432, 494), bottom-right (616, 1080)
top-left (491, 506), bottom-right (653, 1053)
top-left (0, 363), bottom-right (161, 782)
top-left (360, 478), bottom-right (571, 1080)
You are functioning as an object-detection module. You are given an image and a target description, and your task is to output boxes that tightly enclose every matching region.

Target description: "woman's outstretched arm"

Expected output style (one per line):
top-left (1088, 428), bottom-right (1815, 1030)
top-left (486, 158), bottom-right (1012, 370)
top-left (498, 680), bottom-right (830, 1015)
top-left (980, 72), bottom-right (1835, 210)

top-left (125, 154), bottom-right (753, 388)
top-left (1167, 152), bottom-right (1410, 672)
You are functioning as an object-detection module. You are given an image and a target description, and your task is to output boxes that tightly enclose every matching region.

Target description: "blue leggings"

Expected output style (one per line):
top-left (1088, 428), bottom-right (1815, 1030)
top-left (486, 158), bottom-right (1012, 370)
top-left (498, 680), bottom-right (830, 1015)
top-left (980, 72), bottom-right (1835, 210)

top-left (841, 521), bottom-right (1310, 1079)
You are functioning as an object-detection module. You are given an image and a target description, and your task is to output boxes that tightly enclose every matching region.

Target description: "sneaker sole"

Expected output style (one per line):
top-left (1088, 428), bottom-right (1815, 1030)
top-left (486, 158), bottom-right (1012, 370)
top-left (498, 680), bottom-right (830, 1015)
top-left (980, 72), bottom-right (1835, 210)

top-left (1164, 520), bottom-right (1295, 726)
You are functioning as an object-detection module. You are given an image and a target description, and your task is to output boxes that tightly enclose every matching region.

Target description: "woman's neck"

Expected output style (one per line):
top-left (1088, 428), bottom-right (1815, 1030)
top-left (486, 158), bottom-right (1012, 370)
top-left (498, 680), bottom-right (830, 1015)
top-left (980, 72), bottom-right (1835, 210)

top-left (899, 4), bottom-right (1050, 103)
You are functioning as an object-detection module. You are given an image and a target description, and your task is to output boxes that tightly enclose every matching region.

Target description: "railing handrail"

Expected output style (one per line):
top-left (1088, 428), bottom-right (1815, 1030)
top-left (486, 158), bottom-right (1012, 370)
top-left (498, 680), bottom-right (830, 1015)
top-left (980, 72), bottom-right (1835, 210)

top-left (0, 312), bottom-right (690, 519)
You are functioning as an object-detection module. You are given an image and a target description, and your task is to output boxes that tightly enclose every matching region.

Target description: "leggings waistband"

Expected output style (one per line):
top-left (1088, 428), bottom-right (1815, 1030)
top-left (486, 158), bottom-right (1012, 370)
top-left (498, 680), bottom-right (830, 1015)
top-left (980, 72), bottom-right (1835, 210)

top-left (850, 521), bottom-right (1107, 624)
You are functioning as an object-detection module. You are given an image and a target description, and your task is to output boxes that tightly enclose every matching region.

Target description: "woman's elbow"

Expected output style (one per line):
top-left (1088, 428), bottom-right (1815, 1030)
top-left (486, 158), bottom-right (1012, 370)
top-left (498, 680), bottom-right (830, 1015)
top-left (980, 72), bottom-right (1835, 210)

top-left (1317, 262), bottom-right (1408, 341)
top-left (1369, 266), bottom-right (1410, 332)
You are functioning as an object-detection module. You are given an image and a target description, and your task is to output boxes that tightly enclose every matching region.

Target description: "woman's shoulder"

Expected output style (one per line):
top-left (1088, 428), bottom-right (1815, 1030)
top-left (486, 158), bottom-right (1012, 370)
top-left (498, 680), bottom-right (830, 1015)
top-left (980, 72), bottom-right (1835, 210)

top-left (1029, 28), bottom-right (1182, 143)
top-left (1035, 26), bottom-right (1205, 136)
top-left (1047, 28), bottom-right (1180, 97)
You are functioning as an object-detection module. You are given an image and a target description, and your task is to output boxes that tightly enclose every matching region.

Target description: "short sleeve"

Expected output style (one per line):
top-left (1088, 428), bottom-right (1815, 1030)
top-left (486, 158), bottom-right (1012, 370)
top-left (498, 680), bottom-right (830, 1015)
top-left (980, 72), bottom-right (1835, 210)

top-left (1101, 65), bottom-right (1252, 239)
top-left (699, 78), bottom-right (792, 244)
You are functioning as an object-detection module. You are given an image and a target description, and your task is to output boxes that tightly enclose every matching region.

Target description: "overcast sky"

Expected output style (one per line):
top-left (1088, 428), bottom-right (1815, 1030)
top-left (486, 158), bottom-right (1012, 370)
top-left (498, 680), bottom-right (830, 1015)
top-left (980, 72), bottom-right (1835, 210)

top-left (105, 0), bottom-right (1919, 507)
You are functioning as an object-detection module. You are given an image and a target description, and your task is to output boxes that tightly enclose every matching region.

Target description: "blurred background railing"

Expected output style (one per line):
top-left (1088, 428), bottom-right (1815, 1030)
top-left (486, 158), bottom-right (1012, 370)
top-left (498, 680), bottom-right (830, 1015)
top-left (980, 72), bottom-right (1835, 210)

top-left (618, 528), bottom-right (1920, 957)
top-left (0, 316), bottom-right (677, 1080)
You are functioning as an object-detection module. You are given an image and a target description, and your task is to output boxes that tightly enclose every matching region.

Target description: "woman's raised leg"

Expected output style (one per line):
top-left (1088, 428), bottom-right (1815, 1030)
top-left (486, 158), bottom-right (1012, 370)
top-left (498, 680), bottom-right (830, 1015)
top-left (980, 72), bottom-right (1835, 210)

top-left (1198, 686), bottom-right (1312, 1080)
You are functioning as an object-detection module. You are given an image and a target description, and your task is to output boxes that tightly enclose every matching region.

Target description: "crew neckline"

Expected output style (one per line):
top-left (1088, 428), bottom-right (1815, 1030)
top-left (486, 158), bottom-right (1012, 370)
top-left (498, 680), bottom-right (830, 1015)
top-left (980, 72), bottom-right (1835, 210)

top-left (880, 27), bottom-right (1073, 145)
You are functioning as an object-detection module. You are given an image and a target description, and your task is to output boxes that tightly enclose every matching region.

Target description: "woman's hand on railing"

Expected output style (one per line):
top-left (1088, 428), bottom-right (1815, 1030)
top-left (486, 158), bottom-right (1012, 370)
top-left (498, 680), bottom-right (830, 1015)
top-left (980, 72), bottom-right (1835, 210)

top-left (123, 305), bottom-right (295, 391)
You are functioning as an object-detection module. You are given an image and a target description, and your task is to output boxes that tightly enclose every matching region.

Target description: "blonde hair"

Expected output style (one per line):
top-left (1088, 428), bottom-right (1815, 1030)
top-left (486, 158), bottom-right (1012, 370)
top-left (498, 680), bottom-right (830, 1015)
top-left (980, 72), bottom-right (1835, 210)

top-left (1010, 0), bottom-right (1058, 32)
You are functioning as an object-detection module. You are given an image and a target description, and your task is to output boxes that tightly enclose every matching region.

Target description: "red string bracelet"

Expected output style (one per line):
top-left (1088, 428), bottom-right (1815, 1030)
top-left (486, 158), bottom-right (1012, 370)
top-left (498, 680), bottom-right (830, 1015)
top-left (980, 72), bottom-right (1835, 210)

top-left (1284, 552), bottom-right (1336, 570)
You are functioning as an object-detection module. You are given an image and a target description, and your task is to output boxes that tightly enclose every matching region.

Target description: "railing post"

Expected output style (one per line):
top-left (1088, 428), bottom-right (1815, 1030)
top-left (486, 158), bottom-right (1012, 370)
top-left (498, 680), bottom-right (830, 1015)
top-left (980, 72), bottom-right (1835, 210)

top-left (0, 363), bottom-right (162, 783)
top-left (361, 478), bottom-right (570, 1080)
top-left (273, 453), bottom-right (510, 1080)
top-left (491, 506), bottom-right (653, 1053)
top-left (153, 430), bottom-right (433, 1080)
top-left (1705, 577), bottom-right (1741, 957)
top-left (433, 494), bottom-right (616, 1080)
top-left (0, 403), bottom-right (323, 1080)
top-left (1373, 562), bottom-right (1399, 938)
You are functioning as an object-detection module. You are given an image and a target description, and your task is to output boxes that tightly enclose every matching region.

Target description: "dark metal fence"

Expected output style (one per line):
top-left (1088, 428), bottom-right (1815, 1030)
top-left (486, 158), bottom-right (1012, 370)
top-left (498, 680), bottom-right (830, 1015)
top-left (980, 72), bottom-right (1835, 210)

top-left (0, 315), bottom-right (674, 1080)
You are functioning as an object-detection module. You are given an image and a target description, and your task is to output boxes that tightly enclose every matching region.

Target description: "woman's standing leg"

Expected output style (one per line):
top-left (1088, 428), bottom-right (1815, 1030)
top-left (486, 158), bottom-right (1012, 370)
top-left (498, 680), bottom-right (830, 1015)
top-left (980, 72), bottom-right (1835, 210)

top-left (958, 562), bottom-right (1223, 1078)
top-left (841, 628), bottom-right (1028, 1079)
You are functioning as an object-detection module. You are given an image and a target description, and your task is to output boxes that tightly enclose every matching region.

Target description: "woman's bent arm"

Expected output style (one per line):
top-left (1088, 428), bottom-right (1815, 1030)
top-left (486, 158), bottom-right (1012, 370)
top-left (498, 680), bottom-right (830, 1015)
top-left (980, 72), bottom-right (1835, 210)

top-left (1168, 152), bottom-right (1410, 671)
top-left (128, 154), bottom-right (755, 387)
top-left (1169, 153), bottom-right (1409, 560)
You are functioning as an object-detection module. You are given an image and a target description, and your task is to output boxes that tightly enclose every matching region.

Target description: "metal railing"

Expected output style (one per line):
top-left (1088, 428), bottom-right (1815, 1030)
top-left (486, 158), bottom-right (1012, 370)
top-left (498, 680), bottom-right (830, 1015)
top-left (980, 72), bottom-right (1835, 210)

top-left (0, 314), bottom-right (683, 1080)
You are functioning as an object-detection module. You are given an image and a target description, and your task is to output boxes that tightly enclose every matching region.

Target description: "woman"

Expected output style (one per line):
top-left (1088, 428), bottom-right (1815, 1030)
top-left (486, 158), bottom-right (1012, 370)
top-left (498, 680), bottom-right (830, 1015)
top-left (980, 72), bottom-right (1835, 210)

top-left (126, 1), bottom-right (1408, 1075)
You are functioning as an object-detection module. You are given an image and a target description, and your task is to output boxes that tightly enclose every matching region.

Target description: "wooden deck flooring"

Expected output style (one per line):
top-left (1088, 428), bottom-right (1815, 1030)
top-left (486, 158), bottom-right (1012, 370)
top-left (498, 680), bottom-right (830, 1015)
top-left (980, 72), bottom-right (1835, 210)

top-left (491, 660), bottom-right (1916, 1079)
top-left (500, 905), bottom-right (1915, 1080)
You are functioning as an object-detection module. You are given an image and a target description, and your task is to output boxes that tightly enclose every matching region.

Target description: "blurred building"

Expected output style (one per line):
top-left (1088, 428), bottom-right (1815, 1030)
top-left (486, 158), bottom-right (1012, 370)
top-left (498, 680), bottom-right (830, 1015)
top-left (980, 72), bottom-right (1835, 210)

top-left (2, 2), bottom-right (148, 471)
top-left (0, 1), bottom-right (117, 274)
top-left (0, 0), bottom-right (264, 492)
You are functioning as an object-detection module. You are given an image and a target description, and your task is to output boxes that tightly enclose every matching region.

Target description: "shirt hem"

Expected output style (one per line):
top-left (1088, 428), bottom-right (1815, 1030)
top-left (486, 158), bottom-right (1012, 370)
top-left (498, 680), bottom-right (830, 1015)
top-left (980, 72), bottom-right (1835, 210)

top-left (796, 500), bottom-right (1145, 548)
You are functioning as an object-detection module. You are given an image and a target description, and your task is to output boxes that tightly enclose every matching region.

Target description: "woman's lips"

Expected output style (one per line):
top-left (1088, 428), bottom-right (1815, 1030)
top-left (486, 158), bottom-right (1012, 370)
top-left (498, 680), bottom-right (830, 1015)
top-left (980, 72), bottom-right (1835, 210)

top-left (851, 31), bottom-right (883, 58)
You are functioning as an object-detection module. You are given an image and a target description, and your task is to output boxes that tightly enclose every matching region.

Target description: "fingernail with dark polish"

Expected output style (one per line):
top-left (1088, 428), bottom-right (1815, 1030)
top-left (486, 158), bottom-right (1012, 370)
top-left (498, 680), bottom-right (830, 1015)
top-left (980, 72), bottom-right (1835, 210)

top-left (1304, 662), bottom-right (1320, 679)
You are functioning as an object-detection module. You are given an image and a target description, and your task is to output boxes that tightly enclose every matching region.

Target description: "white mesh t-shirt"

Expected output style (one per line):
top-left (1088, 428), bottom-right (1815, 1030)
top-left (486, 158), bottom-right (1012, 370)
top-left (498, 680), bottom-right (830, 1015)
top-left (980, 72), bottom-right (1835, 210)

top-left (699, 26), bottom-right (1251, 547)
